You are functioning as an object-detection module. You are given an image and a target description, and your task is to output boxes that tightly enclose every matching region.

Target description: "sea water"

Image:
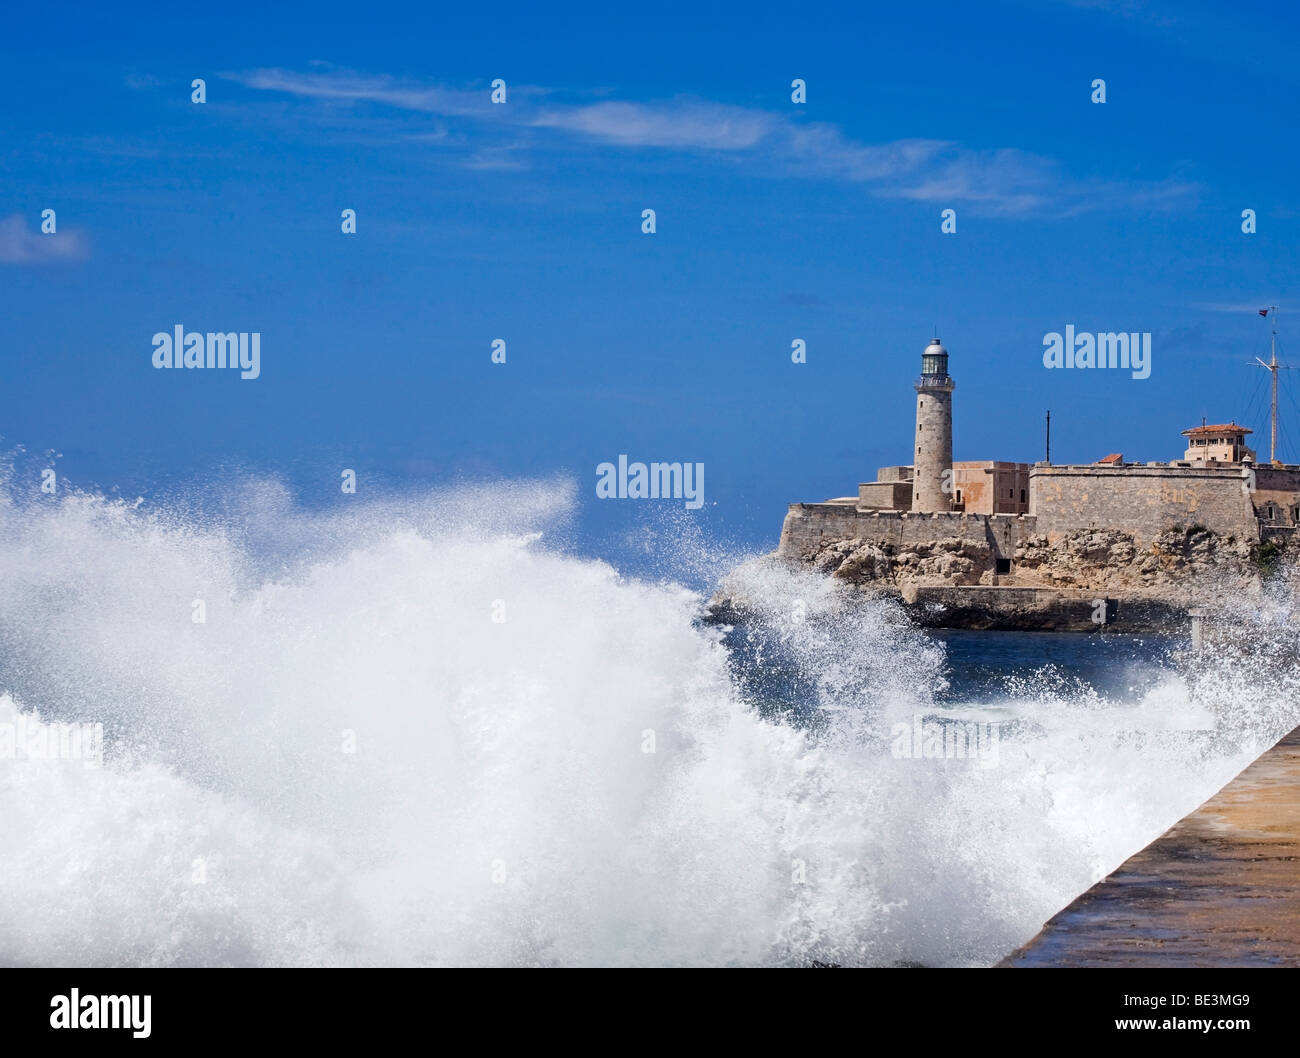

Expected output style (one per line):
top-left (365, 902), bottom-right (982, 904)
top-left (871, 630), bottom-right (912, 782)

top-left (1, 475), bottom-right (1297, 967)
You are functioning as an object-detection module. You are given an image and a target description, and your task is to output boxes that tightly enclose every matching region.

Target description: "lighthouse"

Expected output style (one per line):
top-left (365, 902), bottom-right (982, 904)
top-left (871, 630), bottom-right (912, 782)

top-left (912, 337), bottom-right (955, 512)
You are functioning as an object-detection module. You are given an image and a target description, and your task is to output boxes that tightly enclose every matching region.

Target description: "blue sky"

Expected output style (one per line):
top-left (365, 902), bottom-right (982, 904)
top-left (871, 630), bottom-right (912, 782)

top-left (2, 0), bottom-right (1297, 571)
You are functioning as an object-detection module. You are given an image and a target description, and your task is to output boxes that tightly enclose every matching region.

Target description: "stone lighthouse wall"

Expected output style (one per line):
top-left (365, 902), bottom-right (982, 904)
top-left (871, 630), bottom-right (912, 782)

top-left (912, 385), bottom-right (954, 512)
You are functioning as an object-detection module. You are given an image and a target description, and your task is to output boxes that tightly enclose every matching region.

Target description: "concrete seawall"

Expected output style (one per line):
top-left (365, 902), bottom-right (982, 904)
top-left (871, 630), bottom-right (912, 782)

top-left (1000, 724), bottom-right (1300, 967)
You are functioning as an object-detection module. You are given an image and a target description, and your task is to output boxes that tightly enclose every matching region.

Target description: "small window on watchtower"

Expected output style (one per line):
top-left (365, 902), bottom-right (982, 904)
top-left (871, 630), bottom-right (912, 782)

top-left (996, 558), bottom-right (1011, 575)
top-left (1020, 488), bottom-right (1026, 503)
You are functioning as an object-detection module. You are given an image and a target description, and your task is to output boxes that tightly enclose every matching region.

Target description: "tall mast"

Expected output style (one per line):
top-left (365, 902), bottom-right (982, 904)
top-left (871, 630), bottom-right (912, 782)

top-left (1272, 315), bottom-right (1278, 463)
top-left (1255, 306), bottom-right (1280, 463)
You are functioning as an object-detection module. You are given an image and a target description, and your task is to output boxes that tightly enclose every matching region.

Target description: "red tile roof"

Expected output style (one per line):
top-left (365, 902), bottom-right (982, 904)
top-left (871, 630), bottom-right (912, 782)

top-left (1096, 453), bottom-right (1124, 464)
top-left (1182, 424), bottom-right (1252, 436)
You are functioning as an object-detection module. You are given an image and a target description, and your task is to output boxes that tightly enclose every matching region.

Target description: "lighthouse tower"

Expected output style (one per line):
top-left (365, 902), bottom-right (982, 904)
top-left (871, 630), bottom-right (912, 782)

top-left (911, 337), bottom-right (955, 512)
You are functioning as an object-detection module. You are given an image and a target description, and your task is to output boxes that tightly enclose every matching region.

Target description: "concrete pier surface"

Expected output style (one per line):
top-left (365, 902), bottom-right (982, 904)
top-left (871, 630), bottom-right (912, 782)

top-left (1001, 725), bottom-right (1300, 967)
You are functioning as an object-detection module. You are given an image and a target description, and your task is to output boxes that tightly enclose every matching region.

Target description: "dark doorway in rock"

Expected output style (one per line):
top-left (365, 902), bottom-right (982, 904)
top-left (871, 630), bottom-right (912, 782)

top-left (995, 558), bottom-right (1011, 575)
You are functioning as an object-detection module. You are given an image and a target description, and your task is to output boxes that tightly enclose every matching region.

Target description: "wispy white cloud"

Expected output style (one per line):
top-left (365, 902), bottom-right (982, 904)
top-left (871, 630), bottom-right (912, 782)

top-left (223, 67), bottom-right (1199, 216)
top-left (775, 124), bottom-right (948, 182)
top-left (460, 143), bottom-right (532, 171)
top-left (531, 99), bottom-right (774, 149)
top-left (877, 148), bottom-right (1057, 213)
top-left (229, 67), bottom-right (512, 118)
top-left (0, 213), bottom-right (89, 264)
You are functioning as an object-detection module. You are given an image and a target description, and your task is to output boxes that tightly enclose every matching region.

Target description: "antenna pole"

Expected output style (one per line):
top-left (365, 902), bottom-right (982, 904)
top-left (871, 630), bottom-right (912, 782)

top-left (1045, 409), bottom-right (1051, 465)
top-left (1273, 307), bottom-right (1279, 463)
top-left (1254, 306), bottom-right (1280, 464)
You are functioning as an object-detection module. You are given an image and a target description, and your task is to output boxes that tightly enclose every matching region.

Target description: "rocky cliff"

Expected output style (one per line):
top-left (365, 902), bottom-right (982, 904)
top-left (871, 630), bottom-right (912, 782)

top-left (805, 525), bottom-right (1266, 599)
top-left (711, 525), bottom-right (1285, 632)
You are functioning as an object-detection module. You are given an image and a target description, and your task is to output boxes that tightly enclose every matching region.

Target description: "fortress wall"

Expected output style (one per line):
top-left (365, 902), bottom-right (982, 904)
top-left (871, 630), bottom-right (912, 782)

top-left (1254, 488), bottom-right (1300, 524)
top-left (1252, 467), bottom-right (1300, 525)
top-left (1029, 465), bottom-right (1258, 545)
top-left (896, 512), bottom-right (1037, 554)
top-left (898, 511), bottom-right (983, 547)
top-left (858, 481), bottom-right (913, 509)
top-left (777, 504), bottom-right (1037, 560)
top-left (780, 464), bottom-right (1266, 565)
top-left (987, 513), bottom-right (1039, 556)
top-left (1253, 466), bottom-right (1300, 492)
top-left (1262, 525), bottom-right (1299, 544)
top-left (778, 504), bottom-right (880, 557)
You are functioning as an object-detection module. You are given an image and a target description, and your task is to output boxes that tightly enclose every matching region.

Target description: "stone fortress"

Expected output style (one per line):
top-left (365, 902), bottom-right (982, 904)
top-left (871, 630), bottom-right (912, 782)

top-left (772, 337), bottom-right (1300, 629)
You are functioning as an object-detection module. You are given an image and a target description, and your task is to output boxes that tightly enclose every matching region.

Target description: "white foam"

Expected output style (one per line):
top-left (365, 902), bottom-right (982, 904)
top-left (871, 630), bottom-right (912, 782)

top-left (0, 479), bottom-right (1295, 966)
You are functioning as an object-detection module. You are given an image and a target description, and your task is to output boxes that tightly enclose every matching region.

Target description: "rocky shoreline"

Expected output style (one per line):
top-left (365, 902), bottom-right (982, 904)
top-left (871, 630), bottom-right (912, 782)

top-left (709, 525), bottom-right (1287, 633)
